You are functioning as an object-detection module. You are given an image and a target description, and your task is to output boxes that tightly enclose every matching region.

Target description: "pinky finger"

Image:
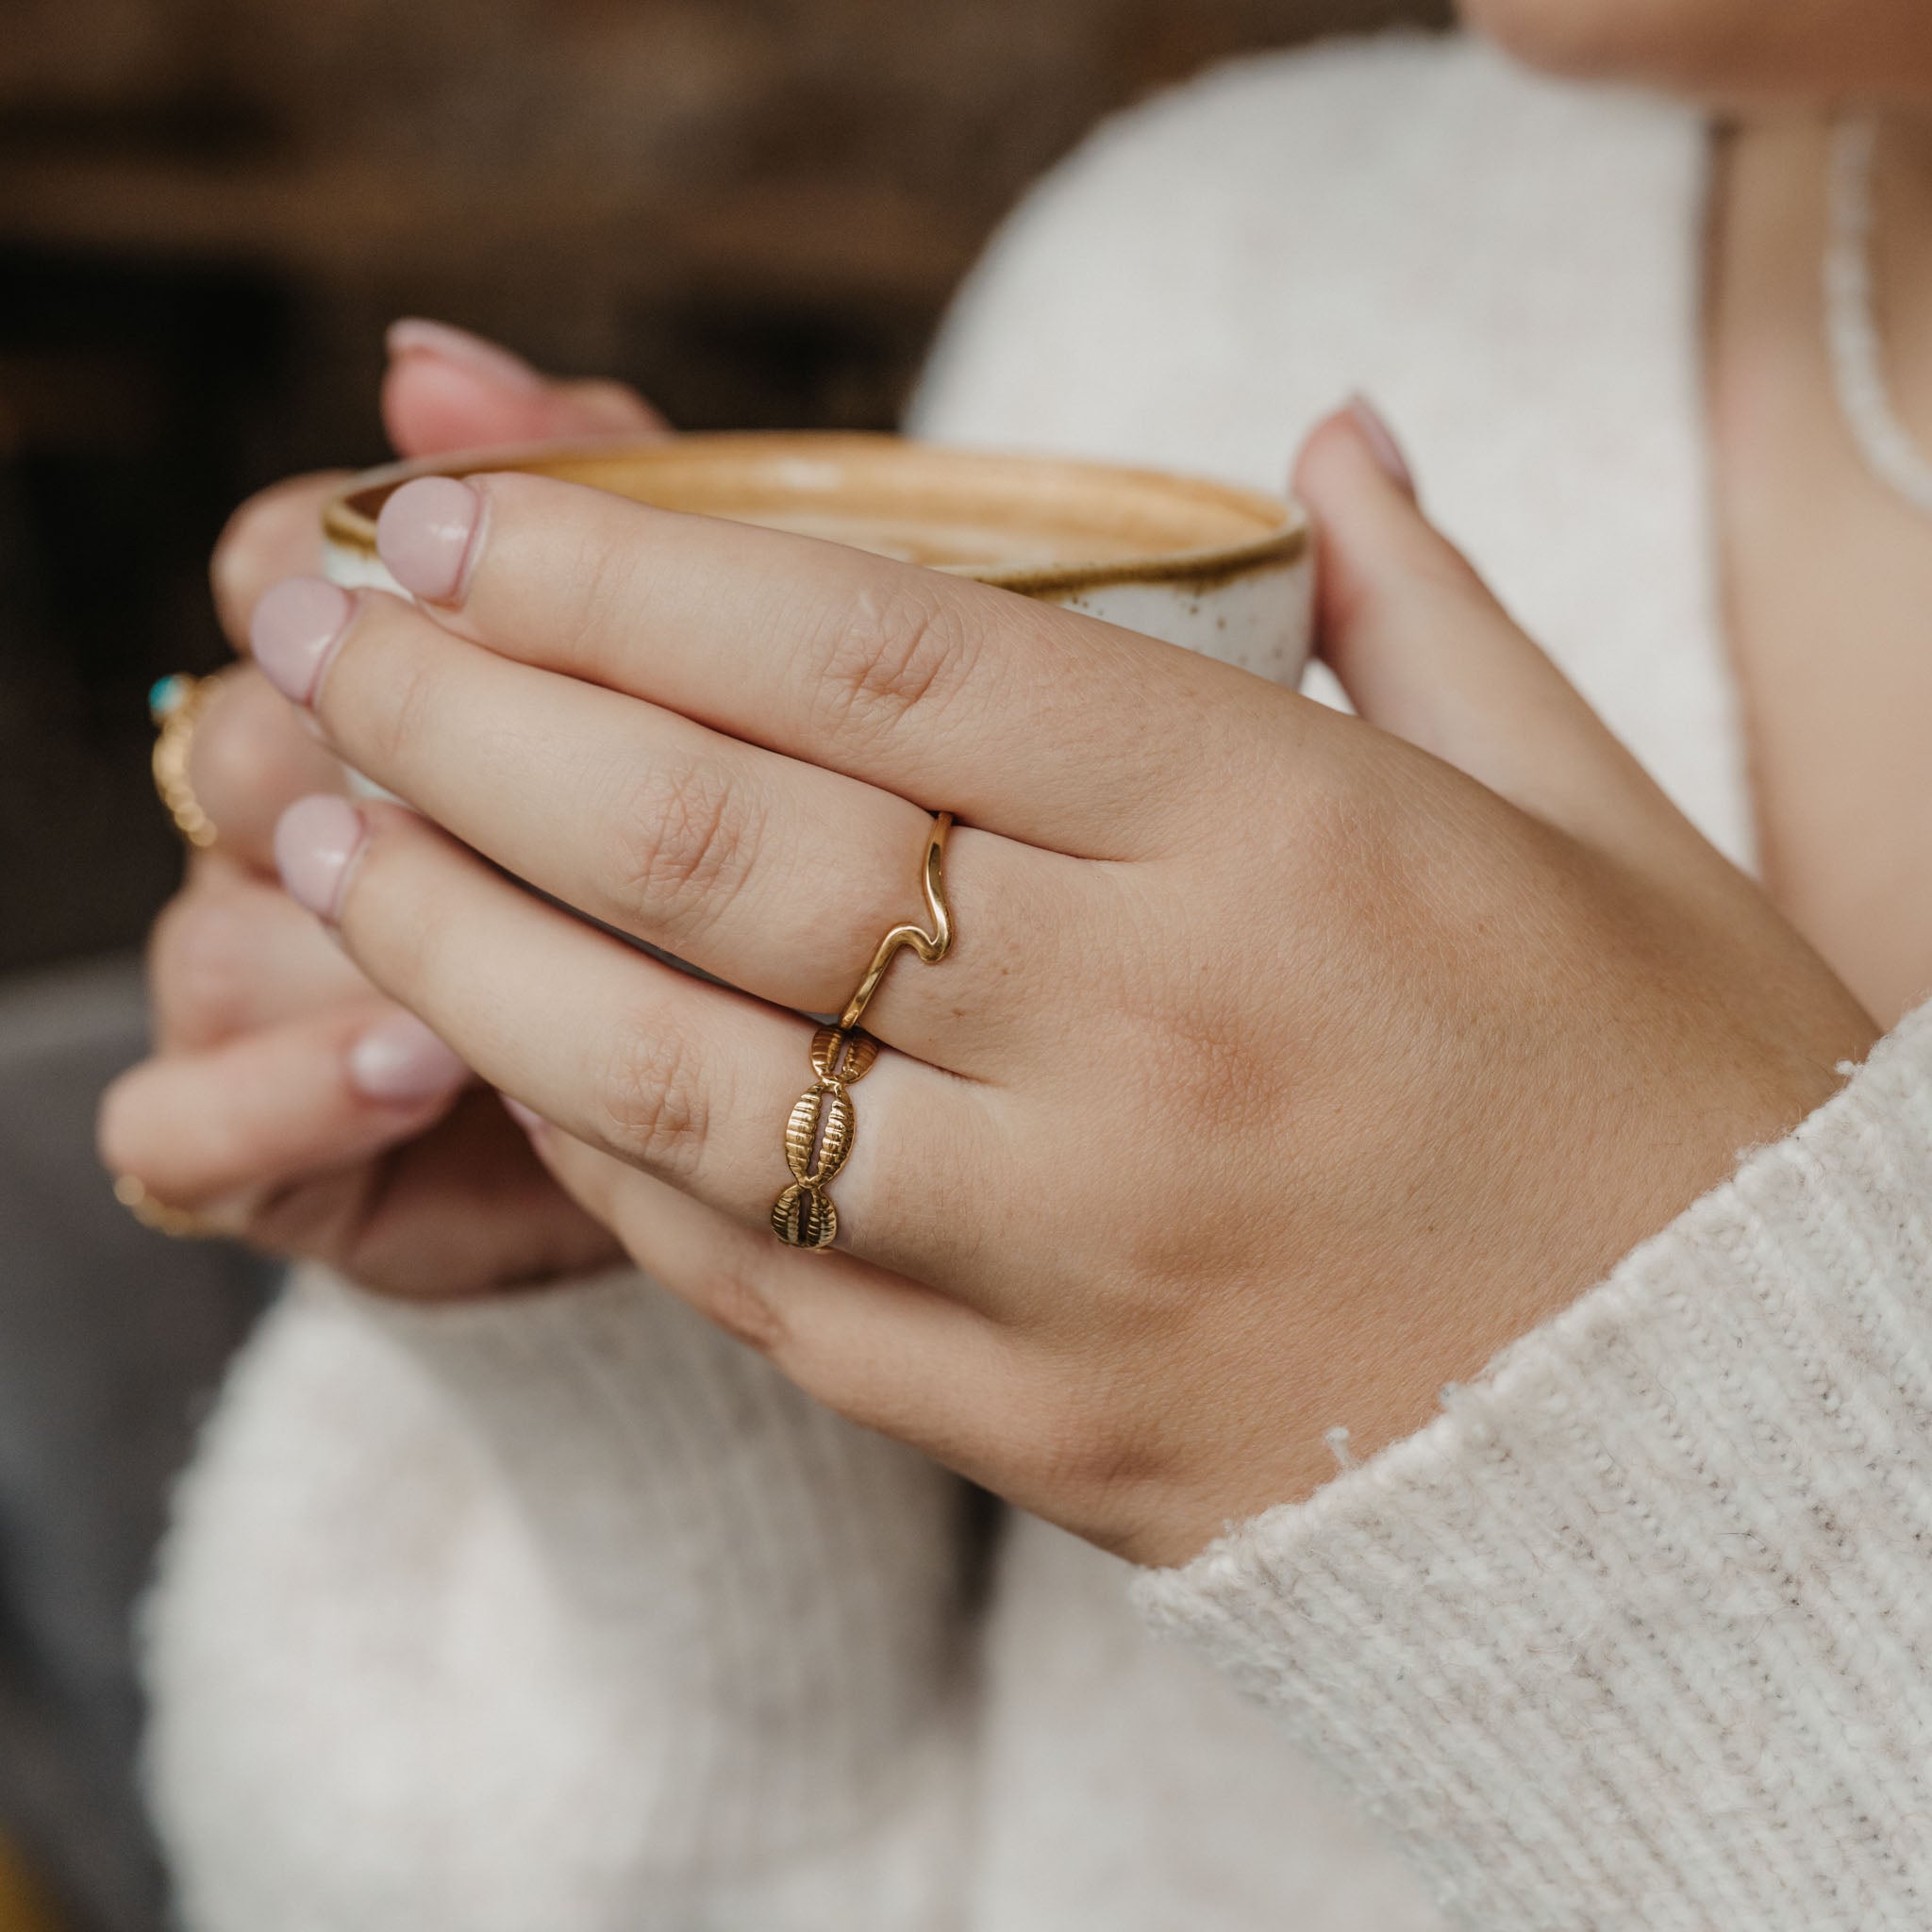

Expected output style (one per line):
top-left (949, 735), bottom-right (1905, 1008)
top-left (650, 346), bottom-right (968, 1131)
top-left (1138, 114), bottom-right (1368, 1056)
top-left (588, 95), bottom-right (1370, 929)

top-left (98, 1001), bottom-right (469, 1212)
top-left (520, 1111), bottom-right (1010, 1460)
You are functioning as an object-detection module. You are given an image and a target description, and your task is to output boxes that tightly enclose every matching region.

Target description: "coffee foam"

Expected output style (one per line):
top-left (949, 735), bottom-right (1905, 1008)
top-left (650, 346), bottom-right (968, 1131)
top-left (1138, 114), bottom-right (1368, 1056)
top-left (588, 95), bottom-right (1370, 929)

top-left (324, 433), bottom-right (1302, 592)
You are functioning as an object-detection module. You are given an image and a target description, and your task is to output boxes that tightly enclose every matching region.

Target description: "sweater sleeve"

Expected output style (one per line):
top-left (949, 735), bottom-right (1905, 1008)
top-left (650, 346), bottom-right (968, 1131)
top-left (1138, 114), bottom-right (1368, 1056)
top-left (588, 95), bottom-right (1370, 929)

top-left (143, 1264), bottom-right (978, 1932)
top-left (1132, 1000), bottom-right (1932, 1930)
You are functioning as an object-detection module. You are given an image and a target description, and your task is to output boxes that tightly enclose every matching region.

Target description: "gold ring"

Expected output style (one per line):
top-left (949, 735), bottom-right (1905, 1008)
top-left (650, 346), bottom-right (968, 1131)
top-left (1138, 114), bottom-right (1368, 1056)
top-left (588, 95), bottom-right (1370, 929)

top-left (149, 672), bottom-right (225, 849)
top-left (771, 812), bottom-right (954, 1249)
top-left (113, 1174), bottom-right (219, 1241)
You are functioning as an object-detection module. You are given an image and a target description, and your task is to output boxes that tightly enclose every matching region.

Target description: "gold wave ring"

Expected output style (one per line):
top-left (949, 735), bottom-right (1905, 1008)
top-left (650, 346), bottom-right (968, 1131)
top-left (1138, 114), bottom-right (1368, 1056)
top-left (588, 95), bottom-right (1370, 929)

top-left (771, 811), bottom-right (953, 1250)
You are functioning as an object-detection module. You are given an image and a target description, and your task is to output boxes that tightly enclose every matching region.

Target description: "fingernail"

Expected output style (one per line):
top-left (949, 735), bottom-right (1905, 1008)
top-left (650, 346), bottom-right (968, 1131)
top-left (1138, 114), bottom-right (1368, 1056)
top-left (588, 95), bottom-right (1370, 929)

top-left (275, 794), bottom-right (366, 921)
top-left (250, 577), bottom-right (354, 705)
top-left (386, 318), bottom-right (545, 395)
top-left (349, 1013), bottom-right (468, 1105)
top-left (376, 475), bottom-right (485, 605)
top-left (501, 1093), bottom-right (547, 1136)
top-left (1344, 392), bottom-right (1417, 497)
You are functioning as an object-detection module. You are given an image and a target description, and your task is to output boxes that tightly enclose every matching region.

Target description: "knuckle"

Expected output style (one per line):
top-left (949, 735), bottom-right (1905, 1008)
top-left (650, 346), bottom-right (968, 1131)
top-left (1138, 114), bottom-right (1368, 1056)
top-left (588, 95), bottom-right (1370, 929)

top-left (595, 1018), bottom-right (716, 1181)
top-left (558, 516), bottom-right (651, 661)
top-left (320, 804), bottom-right (413, 958)
top-left (1281, 753), bottom-right (1381, 898)
top-left (608, 757), bottom-right (762, 933)
top-left (340, 831), bottom-right (434, 984)
top-left (1098, 925), bottom-right (1275, 1137)
top-left (806, 576), bottom-right (976, 746)
top-left (1011, 1384), bottom-right (1160, 1542)
top-left (1133, 997), bottom-right (1273, 1133)
top-left (345, 614), bottom-right (440, 772)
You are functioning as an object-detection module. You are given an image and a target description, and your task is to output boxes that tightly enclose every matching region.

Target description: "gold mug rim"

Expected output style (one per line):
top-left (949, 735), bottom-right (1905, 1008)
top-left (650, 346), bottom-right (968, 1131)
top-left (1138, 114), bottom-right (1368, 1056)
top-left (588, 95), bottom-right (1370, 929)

top-left (319, 430), bottom-right (1307, 598)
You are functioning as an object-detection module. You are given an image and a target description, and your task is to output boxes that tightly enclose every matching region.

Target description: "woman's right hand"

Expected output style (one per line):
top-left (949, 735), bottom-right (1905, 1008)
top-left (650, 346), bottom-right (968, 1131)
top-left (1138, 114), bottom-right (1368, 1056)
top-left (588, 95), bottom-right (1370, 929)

top-left (97, 323), bottom-right (658, 1295)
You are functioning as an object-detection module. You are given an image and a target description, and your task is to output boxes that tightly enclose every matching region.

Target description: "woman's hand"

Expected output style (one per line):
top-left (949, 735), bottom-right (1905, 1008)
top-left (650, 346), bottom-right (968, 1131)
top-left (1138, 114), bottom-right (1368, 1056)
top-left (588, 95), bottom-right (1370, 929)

top-left (97, 324), bottom-right (660, 1295)
top-left (246, 404), bottom-right (1876, 1561)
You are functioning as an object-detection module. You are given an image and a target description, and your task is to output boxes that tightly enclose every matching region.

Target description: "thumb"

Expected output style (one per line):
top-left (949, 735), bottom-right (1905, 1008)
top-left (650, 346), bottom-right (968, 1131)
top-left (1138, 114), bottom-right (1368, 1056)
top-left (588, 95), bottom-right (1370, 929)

top-left (1294, 397), bottom-right (1682, 857)
top-left (380, 318), bottom-right (668, 458)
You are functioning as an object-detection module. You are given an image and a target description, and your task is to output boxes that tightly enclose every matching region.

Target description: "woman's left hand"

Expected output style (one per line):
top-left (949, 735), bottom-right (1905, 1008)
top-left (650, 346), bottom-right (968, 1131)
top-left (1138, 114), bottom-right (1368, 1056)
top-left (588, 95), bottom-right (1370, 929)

top-left (250, 408), bottom-right (1875, 1566)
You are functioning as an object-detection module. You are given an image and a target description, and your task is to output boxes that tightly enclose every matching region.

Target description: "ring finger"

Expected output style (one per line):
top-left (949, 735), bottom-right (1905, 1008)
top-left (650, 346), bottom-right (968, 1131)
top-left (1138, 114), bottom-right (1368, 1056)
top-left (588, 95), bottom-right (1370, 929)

top-left (286, 795), bottom-right (1011, 1283)
top-left (252, 578), bottom-right (1089, 1072)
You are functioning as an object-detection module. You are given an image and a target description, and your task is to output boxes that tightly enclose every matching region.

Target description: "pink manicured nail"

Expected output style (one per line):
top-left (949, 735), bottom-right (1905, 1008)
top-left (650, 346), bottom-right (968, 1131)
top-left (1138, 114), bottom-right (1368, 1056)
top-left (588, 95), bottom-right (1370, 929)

top-left (250, 577), bottom-right (354, 704)
top-left (349, 1014), bottom-right (468, 1105)
top-left (275, 795), bottom-right (366, 921)
top-left (386, 318), bottom-right (544, 394)
top-left (501, 1094), bottom-right (547, 1136)
top-left (1344, 392), bottom-right (1417, 497)
top-left (377, 475), bottom-right (484, 605)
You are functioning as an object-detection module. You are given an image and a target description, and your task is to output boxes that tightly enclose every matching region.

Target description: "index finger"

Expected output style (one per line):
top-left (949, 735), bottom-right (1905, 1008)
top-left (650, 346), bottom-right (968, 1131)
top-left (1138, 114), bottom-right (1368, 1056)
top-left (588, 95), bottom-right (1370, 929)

top-left (369, 471), bottom-right (1292, 856)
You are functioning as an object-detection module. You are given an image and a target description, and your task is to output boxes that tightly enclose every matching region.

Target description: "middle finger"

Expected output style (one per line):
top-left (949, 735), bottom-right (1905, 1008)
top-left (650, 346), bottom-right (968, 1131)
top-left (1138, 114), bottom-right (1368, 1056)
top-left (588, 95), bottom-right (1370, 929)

top-left (254, 578), bottom-right (1088, 1072)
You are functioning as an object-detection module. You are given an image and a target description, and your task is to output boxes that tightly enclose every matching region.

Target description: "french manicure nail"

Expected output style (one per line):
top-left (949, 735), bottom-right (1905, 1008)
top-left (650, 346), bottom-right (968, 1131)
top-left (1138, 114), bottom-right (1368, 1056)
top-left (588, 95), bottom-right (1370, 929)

top-left (386, 318), bottom-right (545, 394)
top-left (250, 577), bottom-right (354, 705)
top-left (501, 1094), bottom-right (547, 1136)
top-left (349, 1013), bottom-right (469, 1105)
top-left (275, 794), bottom-right (366, 921)
top-left (1344, 391), bottom-right (1418, 497)
top-left (376, 475), bottom-right (484, 605)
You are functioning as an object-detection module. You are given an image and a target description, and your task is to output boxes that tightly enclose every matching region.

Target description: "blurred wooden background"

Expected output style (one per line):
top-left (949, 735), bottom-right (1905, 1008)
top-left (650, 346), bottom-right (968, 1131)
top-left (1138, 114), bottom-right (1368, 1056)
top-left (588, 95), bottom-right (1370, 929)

top-left (0, 0), bottom-right (1444, 973)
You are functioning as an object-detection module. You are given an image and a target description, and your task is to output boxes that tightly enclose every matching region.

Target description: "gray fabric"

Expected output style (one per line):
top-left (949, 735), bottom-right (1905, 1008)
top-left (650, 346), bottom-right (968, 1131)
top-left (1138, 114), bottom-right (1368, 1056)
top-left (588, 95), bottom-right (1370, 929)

top-left (0, 954), bottom-right (269, 1931)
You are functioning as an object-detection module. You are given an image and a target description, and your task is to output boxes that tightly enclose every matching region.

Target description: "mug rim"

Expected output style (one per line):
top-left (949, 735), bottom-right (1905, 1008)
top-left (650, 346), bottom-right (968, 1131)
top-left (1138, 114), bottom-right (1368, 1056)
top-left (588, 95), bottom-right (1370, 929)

top-left (320, 430), bottom-right (1307, 597)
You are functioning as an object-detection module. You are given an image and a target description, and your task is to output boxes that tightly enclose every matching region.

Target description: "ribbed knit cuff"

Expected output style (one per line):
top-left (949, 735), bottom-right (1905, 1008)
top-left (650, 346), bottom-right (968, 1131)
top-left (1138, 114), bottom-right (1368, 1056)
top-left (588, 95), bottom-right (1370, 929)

top-left (327, 1267), bottom-right (974, 1864)
top-left (1133, 1001), bottom-right (1932, 1931)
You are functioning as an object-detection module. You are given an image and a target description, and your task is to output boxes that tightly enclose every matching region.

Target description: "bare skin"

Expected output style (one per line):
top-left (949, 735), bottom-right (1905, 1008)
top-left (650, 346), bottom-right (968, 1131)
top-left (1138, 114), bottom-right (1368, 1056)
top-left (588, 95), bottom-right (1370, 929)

top-left (212, 430), bottom-right (1870, 1565)
top-left (1708, 114), bottom-right (1932, 1025)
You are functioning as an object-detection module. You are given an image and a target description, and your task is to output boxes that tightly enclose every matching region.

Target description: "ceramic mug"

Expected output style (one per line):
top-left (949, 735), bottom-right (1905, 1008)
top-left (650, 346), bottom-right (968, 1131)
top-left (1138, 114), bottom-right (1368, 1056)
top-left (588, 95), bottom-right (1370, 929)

top-left (319, 432), bottom-right (1311, 683)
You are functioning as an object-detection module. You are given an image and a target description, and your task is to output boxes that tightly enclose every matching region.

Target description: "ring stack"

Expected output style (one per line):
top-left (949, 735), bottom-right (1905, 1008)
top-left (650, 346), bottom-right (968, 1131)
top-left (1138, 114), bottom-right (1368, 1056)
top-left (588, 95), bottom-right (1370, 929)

top-left (771, 812), bottom-right (954, 1250)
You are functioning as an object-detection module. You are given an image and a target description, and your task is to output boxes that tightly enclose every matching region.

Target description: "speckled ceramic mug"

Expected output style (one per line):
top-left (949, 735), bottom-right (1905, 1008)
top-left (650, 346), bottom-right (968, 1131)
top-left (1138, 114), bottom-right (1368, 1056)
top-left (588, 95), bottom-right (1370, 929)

top-left (318, 431), bottom-right (1310, 682)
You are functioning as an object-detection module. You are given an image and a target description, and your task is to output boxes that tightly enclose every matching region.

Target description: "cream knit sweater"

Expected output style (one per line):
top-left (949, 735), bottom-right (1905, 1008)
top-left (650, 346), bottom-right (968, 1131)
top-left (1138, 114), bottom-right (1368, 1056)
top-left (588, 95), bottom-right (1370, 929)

top-left (144, 33), bottom-right (1932, 1931)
